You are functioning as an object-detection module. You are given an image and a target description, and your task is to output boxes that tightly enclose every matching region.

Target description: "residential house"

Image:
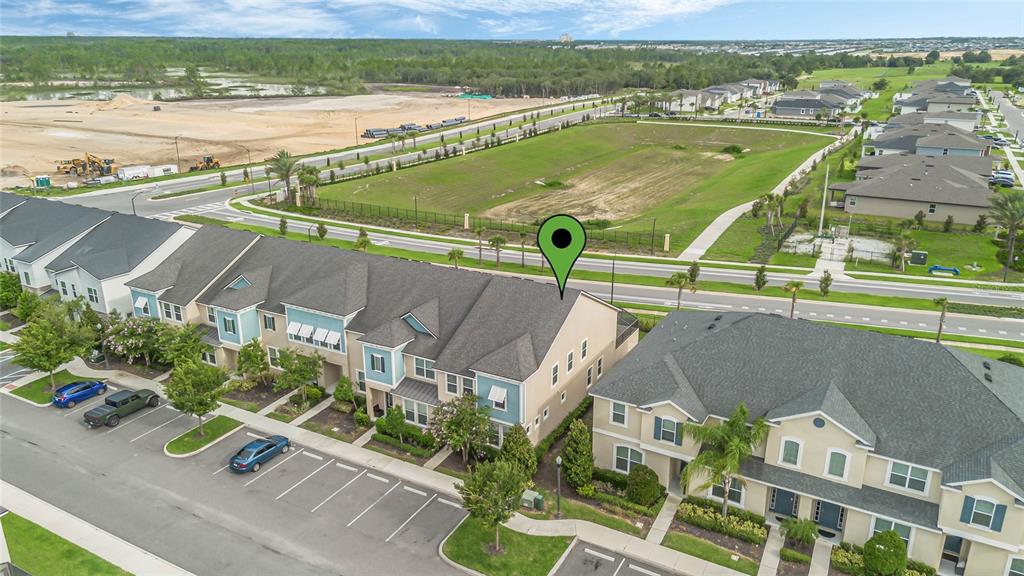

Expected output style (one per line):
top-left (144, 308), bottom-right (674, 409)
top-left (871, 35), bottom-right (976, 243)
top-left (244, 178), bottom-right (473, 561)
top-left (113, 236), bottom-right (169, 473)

top-left (192, 235), bottom-right (638, 445)
top-left (893, 78), bottom-right (976, 114)
top-left (42, 213), bottom-right (192, 315)
top-left (818, 81), bottom-right (868, 108)
top-left (0, 193), bottom-right (109, 294)
top-left (704, 84), bottom-right (744, 104)
top-left (590, 311), bottom-right (1024, 576)
top-left (870, 124), bottom-right (990, 157)
top-left (772, 90), bottom-right (848, 118)
top-left (855, 154), bottom-right (992, 179)
top-left (886, 111), bottom-right (981, 133)
top-left (738, 78), bottom-right (780, 96)
top-left (697, 90), bottom-right (725, 110)
top-left (659, 89), bottom-right (701, 113)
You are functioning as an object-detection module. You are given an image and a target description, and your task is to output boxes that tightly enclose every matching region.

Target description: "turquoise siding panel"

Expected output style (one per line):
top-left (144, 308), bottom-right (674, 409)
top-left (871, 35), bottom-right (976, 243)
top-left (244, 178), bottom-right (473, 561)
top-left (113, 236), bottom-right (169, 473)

top-left (285, 306), bottom-right (346, 354)
top-left (475, 374), bottom-right (520, 425)
top-left (130, 289), bottom-right (157, 318)
top-left (239, 309), bottom-right (259, 344)
top-left (215, 309), bottom-right (241, 345)
top-left (363, 343), bottom-right (395, 385)
top-left (403, 315), bottom-right (431, 335)
top-left (394, 347), bottom-right (406, 381)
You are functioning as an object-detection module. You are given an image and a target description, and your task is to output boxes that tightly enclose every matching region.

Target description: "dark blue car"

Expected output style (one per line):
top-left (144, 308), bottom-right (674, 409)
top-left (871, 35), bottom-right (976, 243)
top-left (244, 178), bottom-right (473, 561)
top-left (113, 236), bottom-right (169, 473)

top-left (52, 380), bottom-right (108, 409)
top-left (229, 435), bottom-right (291, 473)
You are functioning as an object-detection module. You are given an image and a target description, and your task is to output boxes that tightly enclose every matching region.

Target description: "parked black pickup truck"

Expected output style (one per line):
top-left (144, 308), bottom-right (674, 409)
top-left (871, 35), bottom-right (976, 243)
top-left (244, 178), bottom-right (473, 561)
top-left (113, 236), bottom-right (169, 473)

top-left (83, 389), bottom-right (160, 428)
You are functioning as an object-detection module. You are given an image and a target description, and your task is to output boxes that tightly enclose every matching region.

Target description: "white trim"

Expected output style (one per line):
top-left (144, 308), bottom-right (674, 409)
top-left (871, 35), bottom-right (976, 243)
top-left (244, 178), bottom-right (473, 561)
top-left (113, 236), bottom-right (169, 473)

top-left (278, 303), bottom-right (349, 321)
top-left (656, 415), bottom-right (679, 445)
top-left (778, 437), bottom-right (803, 469)
top-left (824, 448), bottom-right (851, 482)
top-left (640, 399), bottom-right (698, 424)
top-left (400, 312), bottom-right (437, 339)
top-left (936, 524), bottom-right (1018, 551)
top-left (592, 426), bottom-right (692, 462)
top-left (369, 353), bottom-right (385, 373)
top-left (707, 481), bottom-right (745, 508)
top-left (609, 401), bottom-right (628, 428)
top-left (769, 411), bottom-right (874, 448)
top-left (883, 458), bottom-right (932, 495)
top-left (613, 444), bottom-right (644, 474)
top-left (589, 392), bottom-right (637, 408)
top-left (946, 478), bottom-right (1024, 502)
top-left (1004, 555), bottom-right (1024, 576)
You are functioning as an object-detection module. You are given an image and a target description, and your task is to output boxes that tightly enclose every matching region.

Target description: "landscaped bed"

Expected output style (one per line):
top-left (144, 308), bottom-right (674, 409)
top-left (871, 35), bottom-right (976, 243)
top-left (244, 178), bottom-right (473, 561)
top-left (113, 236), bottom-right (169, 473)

top-left (11, 369), bottom-right (88, 404)
top-left (165, 415), bottom-right (242, 455)
top-left (443, 517), bottom-right (572, 576)
top-left (220, 380), bottom-right (282, 413)
top-left (1, 511), bottom-right (130, 576)
top-left (83, 356), bottom-right (168, 380)
top-left (661, 530), bottom-right (760, 576)
top-left (299, 399), bottom-right (370, 442)
top-left (778, 544), bottom-right (812, 576)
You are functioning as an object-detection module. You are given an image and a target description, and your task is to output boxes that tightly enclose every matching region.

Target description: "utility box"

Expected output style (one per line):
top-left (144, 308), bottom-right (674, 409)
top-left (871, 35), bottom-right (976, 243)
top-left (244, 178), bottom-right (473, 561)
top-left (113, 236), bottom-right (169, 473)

top-left (533, 493), bottom-right (544, 511)
top-left (910, 251), bottom-right (928, 266)
top-left (34, 175), bottom-right (51, 188)
top-left (521, 489), bottom-right (539, 509)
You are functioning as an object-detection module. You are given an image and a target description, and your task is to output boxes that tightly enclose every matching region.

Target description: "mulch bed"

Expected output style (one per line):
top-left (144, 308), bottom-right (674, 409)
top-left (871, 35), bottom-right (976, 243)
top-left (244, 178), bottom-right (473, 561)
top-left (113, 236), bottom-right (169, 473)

top-left (437, 449), bottom-right (477, 477)
top-left (0, 311), bottom-right (24, 330)
top-left (221, 381), bottom-right (282, 412)
top-left (366, 439), bottom-right (432, 466)
top-left (301, 401), bottom-right (368, 442)
top-left (778, 541), bottom-right (814, 576)
top-left (84, 357), bottom-right (168, 380)
top-left (672, 519), bottom-right (765, 565)
top-left (534, 405), bottom-right (593, 493)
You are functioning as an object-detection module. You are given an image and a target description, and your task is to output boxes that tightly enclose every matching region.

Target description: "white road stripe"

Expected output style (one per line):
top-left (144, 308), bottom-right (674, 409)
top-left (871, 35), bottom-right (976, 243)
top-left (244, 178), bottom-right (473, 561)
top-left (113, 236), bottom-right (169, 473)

top-left (386, 494), bottom-right (436, 542)
top-left (276, 459), bottom-right (335, 500)
top-left (104, 405), bottom-right (167, 434)
top-left (336, 462), bottom-right (357, 472)
top-left (612, 558), bottom-right (626, 576)
top-left (213, 464), bottom-right (230, 475)
top-left (347, 481), bottom-right (402, 527)
top-left (628, 564), bottom-right (660, 576)
top-left (438, 498), bottom-right (462, 509)
top-left (311, 470), bottom-right (366, 513)
top-left (978, 329), bottom-right (987, 333)
top-left (403, 486), bottom-right (427, 497)
top-left (826, 314), bottom-right (834, 318)
top-left (880, 319), bottom-right (888, 323)
top-left (303, 452), bottom-right (324, 461)
top-left (244, 448), bottom-right (304, 487)
top-left (246, 432), bottom-right (263, 439)
top-left (918, 323), bottom-right (927, 327)
top-left (899, 321), bottom-right (908, 325)
top-left (585, 548), bottom-right (616, 562)
top-left (130, 413), bottom-right (185, 442)
top-left (367, 473), bottom-right (389, 483)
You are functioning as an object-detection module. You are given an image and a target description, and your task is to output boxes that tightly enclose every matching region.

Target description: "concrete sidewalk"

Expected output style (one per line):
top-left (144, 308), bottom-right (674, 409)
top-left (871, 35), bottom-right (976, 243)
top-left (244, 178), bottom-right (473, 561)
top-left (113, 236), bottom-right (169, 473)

top-left (646, 493), bottom-right (682, 544)
top-left (0, 481), bottom-right (193, 576)
top-left (757, 525), bottom-right (783, 576)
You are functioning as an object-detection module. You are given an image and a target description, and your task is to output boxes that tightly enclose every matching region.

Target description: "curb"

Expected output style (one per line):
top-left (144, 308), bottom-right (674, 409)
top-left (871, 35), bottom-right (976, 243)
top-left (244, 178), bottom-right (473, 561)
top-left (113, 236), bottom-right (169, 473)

top-left (437, 515), bottom-right (486, 576)
top-left (163, 422), bottom-right (245, 459)
top-left (547, 536), bottom-right (579, 576)
top-left (0, 389), bottom-right (51, 408)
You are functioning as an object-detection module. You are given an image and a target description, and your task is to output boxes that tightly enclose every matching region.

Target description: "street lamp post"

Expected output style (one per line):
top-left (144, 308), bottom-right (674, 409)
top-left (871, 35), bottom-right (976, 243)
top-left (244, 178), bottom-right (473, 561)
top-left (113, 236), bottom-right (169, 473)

top-left (130, 189), bottom-right (147, 216)
top-left (240, 144), bottom-right (255, 196)
top-left (555, 455), bottom-right (563, 519)
top-left (307, 223), bottom-right (315, 243)
top-left (95, 323), bottom-right (109, 369)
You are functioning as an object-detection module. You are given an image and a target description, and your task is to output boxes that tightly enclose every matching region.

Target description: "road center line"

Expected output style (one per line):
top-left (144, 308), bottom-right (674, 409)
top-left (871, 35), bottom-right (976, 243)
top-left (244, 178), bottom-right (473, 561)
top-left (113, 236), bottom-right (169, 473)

top-left (276, 459), bottom-right (335, 500)
top-left (347, 481), bottom-right (402, 527)
top-left (585, 548), bottom-right (615, 562)
top-left (311, 470), bottom-right (366, 513)
top-left (386, 494), bottom-right (436, 542)
top-left (244, 448), bottom-right (304, 487)
top-left (130, 413), bottom-right (185, 442)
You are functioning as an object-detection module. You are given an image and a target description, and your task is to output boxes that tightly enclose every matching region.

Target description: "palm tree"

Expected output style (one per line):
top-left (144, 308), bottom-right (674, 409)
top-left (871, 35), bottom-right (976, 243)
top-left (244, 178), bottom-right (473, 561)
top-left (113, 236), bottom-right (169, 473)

top-left (518, 233), bottom-right (526, 267)
top-left (296, 164), bottom-right (320, 206)
top-left (681, 403), bottom-right (768, 517)
top-left (990, 190), bottom-right (1024, 282)
top-left (447, 248), bottom-right (464, 270)
top-left (934, 297), bottom-right (949, 343)
top-left (891, 232), bottom-right (915, 272)
top-left (665, 272), bottom-right (696, 310)
top-left (762, 195), bottom-right (776, 234)
top-left (354, 227), bottom-right (371, 252)
top-left (474, 227), bottom-right (486, 264)
top-left (783, 280), bottom-right (804, 318)
top-left (488, 235), bottom-right (506, 268)
top-left (265, 150), bottom-right (298, 203)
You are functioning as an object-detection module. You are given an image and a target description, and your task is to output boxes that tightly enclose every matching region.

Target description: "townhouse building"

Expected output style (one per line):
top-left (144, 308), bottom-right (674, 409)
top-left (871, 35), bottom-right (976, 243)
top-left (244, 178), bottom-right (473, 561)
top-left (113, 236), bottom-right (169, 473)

top-left (590, 312), bottom-right (1024, 576)
top-left (135, 232), bottom-right (637, 445)
top-left (870, 123), bottom-right (990, 157)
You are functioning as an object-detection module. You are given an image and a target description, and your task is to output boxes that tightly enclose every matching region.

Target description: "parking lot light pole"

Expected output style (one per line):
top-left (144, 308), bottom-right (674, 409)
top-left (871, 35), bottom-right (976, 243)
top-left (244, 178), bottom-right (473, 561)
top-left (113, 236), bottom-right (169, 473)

top-left (95, 323), bottom-right (109, 369)
top-left (555, 455), bottom-right (563, 519)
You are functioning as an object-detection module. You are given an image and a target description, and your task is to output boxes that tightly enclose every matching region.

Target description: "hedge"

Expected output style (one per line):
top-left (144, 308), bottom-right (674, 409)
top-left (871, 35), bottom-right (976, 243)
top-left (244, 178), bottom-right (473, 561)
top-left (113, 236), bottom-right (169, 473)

top-left (684, 496), bottom-right (767, 527)
top-left (371, 433), bottom-right (436, 458)
top-left (590, 490), bottom-right (663, 518)
top-left (780, 548), bottom-right (811, 564)
top-left (593, 468), bottom-right (629, 491)
top-left (676, 501), bottom-right (768, 545)
top-left (831, 542), bottom-right (932, 576)
top-left (534, 396), bottom-right (593, 461)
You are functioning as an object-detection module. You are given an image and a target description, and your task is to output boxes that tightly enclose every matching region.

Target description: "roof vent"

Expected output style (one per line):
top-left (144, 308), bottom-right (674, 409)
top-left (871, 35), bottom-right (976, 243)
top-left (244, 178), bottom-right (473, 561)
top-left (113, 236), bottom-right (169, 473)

top-left (984, 373), bottom-right (993, 382)
top-left (707, 323), bottom-right (716, 330)
top-left (714, 315), bottom-right (723, 321)
top-left (982, 361), bottom-right (991, 370)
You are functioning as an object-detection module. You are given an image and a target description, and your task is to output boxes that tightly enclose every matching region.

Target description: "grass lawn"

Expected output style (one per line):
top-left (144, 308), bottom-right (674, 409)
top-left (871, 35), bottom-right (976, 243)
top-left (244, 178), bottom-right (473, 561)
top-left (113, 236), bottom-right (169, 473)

top-left (822, 322), bottom-right (1024, 349)
top-left (165, 415), bottom-right (241, 455)
top-left (523, 490), bottom-right (643, 536)
top-left (1, 512), bottom-right (131, 576)
top-left (443, 517), bottom-right (572, 576)
top-left (950, 346), bottom-right (1024, 364)
top-left (220, 397), bottom-right (261, 413)
top-left (769, 251), bottom-right (819, 267)
top-left (11, 370), bottom-right (86, 404)
top-left (703, 216), bottom-right (763, 262)
top-left (314, 122), bottom-right (834, 251)
top-left (661, 531), bottom-right (759, 576)
top-left (0, 319), bottom-right (10, 331)
top-left (797, 63), bottom-right (955, 121)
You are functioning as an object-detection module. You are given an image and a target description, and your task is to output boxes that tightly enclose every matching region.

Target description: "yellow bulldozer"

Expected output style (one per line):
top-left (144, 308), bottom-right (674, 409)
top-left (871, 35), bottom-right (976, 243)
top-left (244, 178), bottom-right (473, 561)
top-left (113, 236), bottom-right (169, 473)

top-left (55, 153), bottom-right (117, 177)
top-left (189, 155), bottom-right (221, 172)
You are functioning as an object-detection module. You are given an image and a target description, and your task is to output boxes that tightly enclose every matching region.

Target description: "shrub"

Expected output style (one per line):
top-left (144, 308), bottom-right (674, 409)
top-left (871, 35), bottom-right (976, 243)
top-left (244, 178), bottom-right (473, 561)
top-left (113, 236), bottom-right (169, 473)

top-left (371, 433), bottom-right (435, 458)
top-left (781, 517), bottom-right (818, 547)
top-left (561, 419), bottom-right (593, 489)
top-left (676, 501), bottom-right (768, 545)
top-left (304, 386), bottom-right (324, 404)
top-left (590, 490), bottom-right (661, 517)
top-left (576, 483), bottom-right (596, 498)
top-left (831, 543), bottom-right (864, 575)
top-left (907, 558), bottom-right (936, 576)
top-left (780, 548), bottom-right (811, 564)
top-left (333, 376), bottom-right (355, 403)
top-left (684, 496), bottom-right (766, 526)
top-left (354, 408), bottom-right (370, 427)
top-left (722, 144), bottom-right (744, 155)
top-left (534, 396), bottom-right (593, 461)
top-left (498, 424), bottom-right (537, 478)
top-left (593, 468), bottom-right (630, 491)
top-left (625, 464), bottom-right (662, 507)
top-left (375, 406), bottom-right (406, 439)
top-left (863, 530), bottom-right (906, 576)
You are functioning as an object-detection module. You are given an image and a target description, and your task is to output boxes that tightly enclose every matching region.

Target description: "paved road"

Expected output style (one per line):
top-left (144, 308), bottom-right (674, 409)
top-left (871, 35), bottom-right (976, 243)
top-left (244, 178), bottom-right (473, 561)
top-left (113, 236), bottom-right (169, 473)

top-left (0, 392), bottom-right (466, 576)
top-left (992, 91), bottom-right (1024, 143)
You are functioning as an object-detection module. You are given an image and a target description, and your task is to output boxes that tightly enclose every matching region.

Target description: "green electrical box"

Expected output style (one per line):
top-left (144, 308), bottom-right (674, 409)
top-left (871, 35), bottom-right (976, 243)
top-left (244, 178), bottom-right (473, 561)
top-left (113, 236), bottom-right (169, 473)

top-left (910, 250), bottom-right (928, 266)
top-left (34, 175), bottom-right (51, 189)
top-left (533, 493), bottom-right (544, 511)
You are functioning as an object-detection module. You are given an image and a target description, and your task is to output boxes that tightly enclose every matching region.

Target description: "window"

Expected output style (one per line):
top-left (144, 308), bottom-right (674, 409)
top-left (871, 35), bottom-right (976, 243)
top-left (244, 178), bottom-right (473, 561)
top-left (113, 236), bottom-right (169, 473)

top-left (222, 316), bottom-right (237, 335)
top-left (566, 351), bottom-right (574, 372)
top-left (207, 307), bottom-right (216, 323)
top-left (550, 363), bottom-right (559, 387)
top-left (403, 399), bottom-right (428, 426)
top-left (493, 392), bottom-right (507, 412)
top-left (87, 287), bottom-right (99, 304)
top-left (658, 418), bottom-right (677, 444)
top-left (534, 416), bottom-right (540, 426)
top-left (23, 271), bottom-right (29, 284)
top-left (163, 302), bottom-right (172, 319)
top-left (970, 498), bottom-right (997, 529)
top-left (848, 198), bottom-right (857, 207)
top-left (586, 367), bottom-right (593, 387)
top-left (462, 377), bottom-right (475, 396)
top-left (928, 203), bottom-right (937, 214)
top-left (2, 258), bottom-right (12, 272)
top-left (201, 350), bottom-right (217, 366)
top-left (1009, 559), bottom-right (1024, 576)
top-left (597, 357), bottom-right (604, 378)
top-left (780, 438), bottom-right (802, 467)
top-left (581, 339), bottom-right (588, 359)
top-left (263, 315), bottom-right (276, 331)
top-left (872, 518), bottom-right (911, 546)
top-left (59, 281), bottom-right (67, 296)
top-left (162, 302), bottom-right (182, 322)
top-left (543, 407), bottom-right (549, 420)
top-left (446, 374), bottom-right (459, 394)
top-left (614, 446), bottom-right (643, 474)
top-left (370, 354), bottom-right (385, 373)
top-left (560, 391), bottom-right (567, 404)
top-left (888, 462), bottom-right (928, 492)
top-left (414, 358), bottom-right (436, 380)
top-left (268, 347), bottom-right (281, 368)
top-left (610, 402), bottom-right (627, 426)
top-left (826, 450), bottom-right (848, 480)
top-left (356, 370), bottom-right (366, 392)
top-left (71, 284), bottom-right (78, 298)
top-left (140, 300), bottom-right (150, 316)
top-left (711, 482), bottom-right (743, 505)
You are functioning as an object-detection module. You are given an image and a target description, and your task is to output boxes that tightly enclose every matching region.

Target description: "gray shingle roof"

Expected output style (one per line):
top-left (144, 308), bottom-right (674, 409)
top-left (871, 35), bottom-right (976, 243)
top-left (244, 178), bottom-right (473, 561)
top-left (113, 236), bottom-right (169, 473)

top-left (766, 383), bottom-right (877, 447)
top-left (45, 213), bottom-right (183, 280)
top-left (0, 193), bottom-right (110, 263)
top-left (840, 158), bottom-right (993, 207)
top-left (855, 154), bottom-right (992, 177)
top-left (127, 226), bottom-right (258, 305)
top-left (873, 123), bottom-right (985, 153)
top-left (591, 312), bottom-right (1024, 480)
top-left (393, 377), bottom-right (440, 406)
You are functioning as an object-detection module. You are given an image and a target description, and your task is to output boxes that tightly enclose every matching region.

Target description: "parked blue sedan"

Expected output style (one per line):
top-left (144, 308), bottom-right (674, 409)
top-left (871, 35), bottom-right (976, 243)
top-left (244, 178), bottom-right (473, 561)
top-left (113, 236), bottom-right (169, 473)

top-left (229, 435), bottom-right (291, 473)
top-left (52, 380), bottom-right (108, 409)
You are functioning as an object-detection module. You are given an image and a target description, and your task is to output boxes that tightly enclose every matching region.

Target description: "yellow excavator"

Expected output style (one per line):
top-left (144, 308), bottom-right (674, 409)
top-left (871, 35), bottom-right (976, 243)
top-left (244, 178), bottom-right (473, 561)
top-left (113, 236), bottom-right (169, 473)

top-left (189, 155), bottom-right (221, 172)
top-left (55, 153), bottom-right (117, 176)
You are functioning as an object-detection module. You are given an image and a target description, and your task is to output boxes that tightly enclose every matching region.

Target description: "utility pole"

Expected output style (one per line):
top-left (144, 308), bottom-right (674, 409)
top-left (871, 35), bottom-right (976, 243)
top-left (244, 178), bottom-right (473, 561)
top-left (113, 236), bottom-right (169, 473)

top-left (817, 164), bottom-right (830, 237)
top-left (173, 136), bottom-right (182, 173)
top-left (610, 257), bottom-right (616, 303)
top-left (650, 218), bottom-right (657, 255)
top-left (354, 117), bottom-right (359, 143)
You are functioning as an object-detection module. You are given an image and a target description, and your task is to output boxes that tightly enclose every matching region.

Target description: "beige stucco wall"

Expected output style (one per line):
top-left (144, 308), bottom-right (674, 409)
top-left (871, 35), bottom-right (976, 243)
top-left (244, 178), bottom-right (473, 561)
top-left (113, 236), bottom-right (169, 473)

top-left (844, 194), bottom-right (989, 223)
top-left (258, 310), bottom-right (348, 387)
top-left (765, 415), bottom-right (868, 488)
top-left (842, 509), bottom-right (944, 568)
top-left (964, 542), bottom-right (1015, 576)
top-left (862, 454), bottom-right (942, 503)
top-left (939, 481), bottom-right (1024, 549)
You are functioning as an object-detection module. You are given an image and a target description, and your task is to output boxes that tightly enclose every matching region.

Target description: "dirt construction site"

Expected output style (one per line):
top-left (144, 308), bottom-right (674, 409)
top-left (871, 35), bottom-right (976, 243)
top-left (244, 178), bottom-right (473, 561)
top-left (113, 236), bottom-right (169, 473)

top-left (0, 92), bottom-right (554, 188)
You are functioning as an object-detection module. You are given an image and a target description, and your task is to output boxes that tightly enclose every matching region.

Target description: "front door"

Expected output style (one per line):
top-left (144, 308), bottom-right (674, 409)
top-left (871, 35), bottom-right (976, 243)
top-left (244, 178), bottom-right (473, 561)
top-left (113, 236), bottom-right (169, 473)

top-left (770, 488), bottom-right (799, 517)
top-left (814, 500), bottom-right (845, 531)
top-left (942, 535), bottom-right (963, 562)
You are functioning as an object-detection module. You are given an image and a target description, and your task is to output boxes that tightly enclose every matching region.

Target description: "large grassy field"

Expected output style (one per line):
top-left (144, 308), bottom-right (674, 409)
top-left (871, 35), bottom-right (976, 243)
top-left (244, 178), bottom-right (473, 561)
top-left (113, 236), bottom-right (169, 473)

top-left (797, 62), bottom-right (956, 120)
top-left (315, 122), bottom-right (835, 251)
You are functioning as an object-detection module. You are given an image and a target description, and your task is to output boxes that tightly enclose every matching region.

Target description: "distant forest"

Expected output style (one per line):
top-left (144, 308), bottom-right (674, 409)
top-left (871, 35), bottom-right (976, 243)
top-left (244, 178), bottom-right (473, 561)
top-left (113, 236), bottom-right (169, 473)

top-left (0, 37), bottom-right (951, 97)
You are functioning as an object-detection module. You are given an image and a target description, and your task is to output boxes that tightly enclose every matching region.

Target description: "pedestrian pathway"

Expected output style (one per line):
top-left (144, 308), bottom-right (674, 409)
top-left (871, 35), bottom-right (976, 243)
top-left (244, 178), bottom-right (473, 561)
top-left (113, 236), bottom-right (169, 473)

top-left (424, 447), bottom-right (453, 471)
top-left (757, 525), bottom-right (783, 576)
top-left (256, 389), bottom-right (294, 416)
top-left (645, 493), bottom-right (681, 544)
top-left (291, 396), bottom-right (335, 426)
top-left (1, 481), bottom-right (193, 576)
top-left (353, 426), bottom-right (375, 447)
top-left (809, 539), bottom-right (833, 576)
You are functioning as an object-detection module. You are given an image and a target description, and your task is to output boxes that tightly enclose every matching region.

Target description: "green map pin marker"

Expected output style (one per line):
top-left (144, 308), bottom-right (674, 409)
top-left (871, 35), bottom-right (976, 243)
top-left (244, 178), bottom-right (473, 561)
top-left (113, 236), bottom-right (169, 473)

top-left (537, 214), bottom-right (586, 299)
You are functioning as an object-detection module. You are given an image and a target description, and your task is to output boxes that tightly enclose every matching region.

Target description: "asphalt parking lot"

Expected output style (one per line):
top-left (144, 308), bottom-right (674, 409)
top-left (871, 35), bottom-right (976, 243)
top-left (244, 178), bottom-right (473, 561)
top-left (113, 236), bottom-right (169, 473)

top-left (0, 347), bottom-right (31, 388)
top-left (1, 385), bottom-right (467, 576)
top-left (555, 542), bottom-right (675, 576)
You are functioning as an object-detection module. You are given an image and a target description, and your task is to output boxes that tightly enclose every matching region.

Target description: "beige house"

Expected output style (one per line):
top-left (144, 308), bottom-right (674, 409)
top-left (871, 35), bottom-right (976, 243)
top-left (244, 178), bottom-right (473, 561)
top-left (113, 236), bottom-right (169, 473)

top-left (590, 312), bottom-right (1024, 576)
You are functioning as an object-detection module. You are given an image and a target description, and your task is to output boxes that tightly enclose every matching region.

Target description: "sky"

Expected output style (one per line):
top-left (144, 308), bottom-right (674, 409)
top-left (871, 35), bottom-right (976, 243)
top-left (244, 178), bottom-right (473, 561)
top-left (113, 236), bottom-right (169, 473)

top-left (2, 0), bottom-right (1022, 40)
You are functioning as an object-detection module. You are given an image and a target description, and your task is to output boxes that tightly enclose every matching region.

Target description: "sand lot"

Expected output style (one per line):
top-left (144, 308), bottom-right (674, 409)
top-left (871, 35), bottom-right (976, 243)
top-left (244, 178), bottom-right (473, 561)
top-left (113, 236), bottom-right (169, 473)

top-left (0, 93), bottom-right (553, 186)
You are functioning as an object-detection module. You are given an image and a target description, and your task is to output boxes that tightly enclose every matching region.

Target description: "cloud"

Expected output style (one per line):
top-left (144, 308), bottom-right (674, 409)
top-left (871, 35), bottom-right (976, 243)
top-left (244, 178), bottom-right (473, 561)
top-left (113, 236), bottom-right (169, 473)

top-left (387, 14), bottom-right (439, 35)
top-left (478, 17), bottom-right (552, 37)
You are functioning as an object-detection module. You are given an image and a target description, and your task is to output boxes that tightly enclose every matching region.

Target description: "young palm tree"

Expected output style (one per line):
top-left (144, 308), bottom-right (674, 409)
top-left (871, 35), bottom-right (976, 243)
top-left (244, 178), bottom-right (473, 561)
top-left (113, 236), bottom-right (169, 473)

top-left (934, 297), bottom-right (949, 343)
top-left (448, 248), bottom-right (464, 270)
top-left (488, 235), bottom-right (506, 268)
top-left (681, 403), bottom-right (768, 517)
top-left (474, 227), bottom-right (486, 264)
top-left (783, 280), bottom-right (804, 318)
top-left (891, 232), bottom-right (915, 272)
top-left (354, 227), bottom-right (371, 252)
top-left (265, 150), bottom-right (298, 202)
top-left (296, 164), bottom-right (320, 206)
top-left (665, 272), bottom-right (696, 310)
top-left (990, 190), bottom-right (1024, 282)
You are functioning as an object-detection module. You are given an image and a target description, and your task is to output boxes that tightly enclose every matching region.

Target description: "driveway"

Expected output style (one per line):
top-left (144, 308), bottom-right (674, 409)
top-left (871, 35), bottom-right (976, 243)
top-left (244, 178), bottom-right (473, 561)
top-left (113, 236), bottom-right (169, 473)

top-left (0, 390), bottom-right (466, 576)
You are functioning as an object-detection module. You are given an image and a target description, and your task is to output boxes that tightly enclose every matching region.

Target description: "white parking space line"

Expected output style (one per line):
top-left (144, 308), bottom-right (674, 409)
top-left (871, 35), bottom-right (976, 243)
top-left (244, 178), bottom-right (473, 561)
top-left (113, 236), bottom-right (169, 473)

top-left (311, 470), bottom-right (365, 513)
top-left (438, 498), bottom-right (462, 509)
top-left (276, 459), bottom-right (335, 500)
top-left (244, 448), bottom-right (304, 487)
top-left (366, 473), bottom-right (390, 483)
top-left (104, 406), bottom-right (168, 434)
top-left (978, 329), bottom-right (987, 333)
top-left (918, 323), bottom-right (927, 328)
top-left (628, 564), bottom-right (660, 576)
top-left (403, 486), bottom-right (427, 497)
top-left (2, 368), bottom-right (30, 378)
top-left (347, 481), bottom-right (402, 527)
top-left (303, 452), bottom-right (323, 461)
top-left (63, 398), bottom-right (104, 417)
top-left (336, 462), bottom-right (357, 472)
top-left (899, 321), bottom-right (908, 325)
top-left (612, 558), bottom-right (626, 576)
top-left (246, 432), bottom-right (263, 439)
top-left (826, 313), bottom-right (834, 318)
top-left (880, 319), bottom-right (888, 323)
top-left (386, 494), bottom-right (436, 542)
top-left (130, 413), bottom-right (185, 443)
top-left (584, 548), bottom-right (615, 562)
top-left (213, 465), bottom-right (230, 475)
